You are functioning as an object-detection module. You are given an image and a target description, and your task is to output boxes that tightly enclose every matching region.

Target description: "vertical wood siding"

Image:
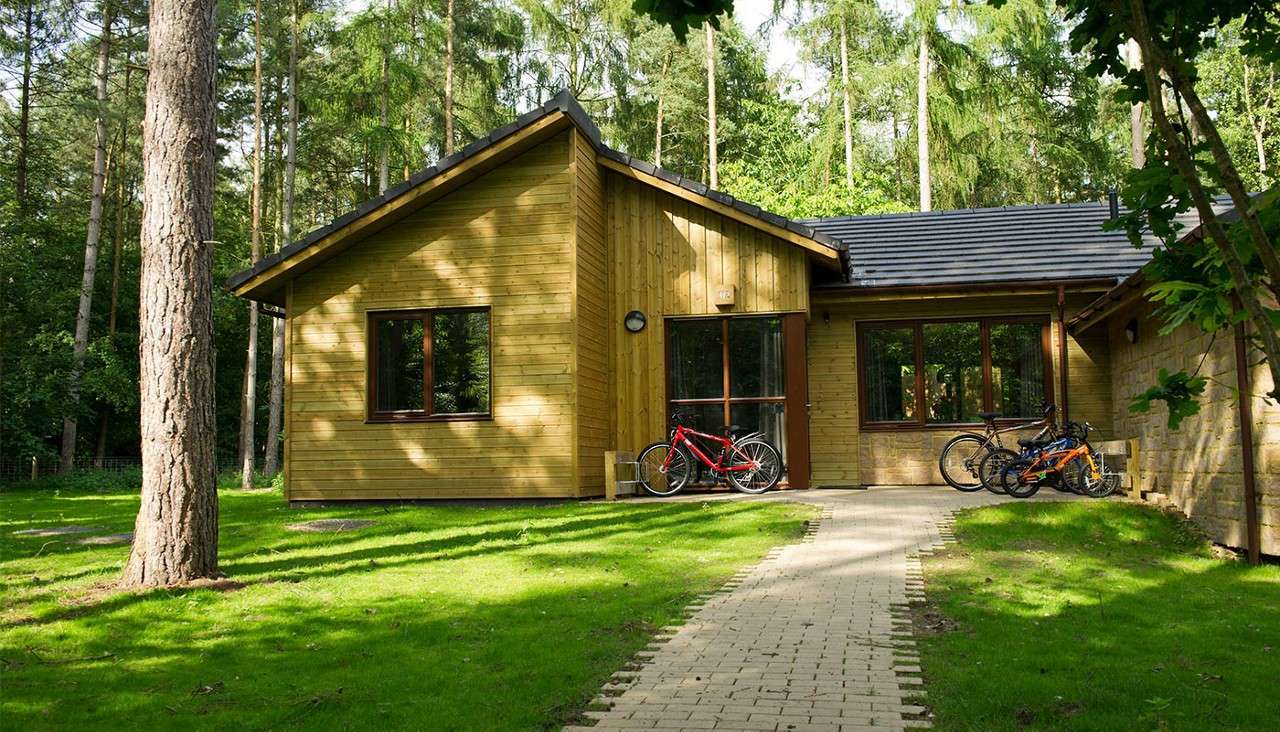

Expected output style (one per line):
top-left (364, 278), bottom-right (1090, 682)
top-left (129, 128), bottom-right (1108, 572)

top-left (606, 173), bottom-right (810, 454)
top-left (572, 131), bottom-right (610, 496)
top-left (285, 132), bottom-right (575, 499)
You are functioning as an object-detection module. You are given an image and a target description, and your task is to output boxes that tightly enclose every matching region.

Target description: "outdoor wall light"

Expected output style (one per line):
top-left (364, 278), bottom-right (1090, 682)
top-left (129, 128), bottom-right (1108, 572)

top-left (624, 310), bottom-right (647, 333)
top-left (1124, 318), bottom-right (1139, 344)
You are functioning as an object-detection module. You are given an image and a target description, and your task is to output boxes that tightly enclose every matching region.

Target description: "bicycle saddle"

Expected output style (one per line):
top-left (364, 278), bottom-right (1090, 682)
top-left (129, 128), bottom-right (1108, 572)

top-left (977, 411), bottom-right (1000, 421)
top-left (721, 424), bottom-right (745, 436)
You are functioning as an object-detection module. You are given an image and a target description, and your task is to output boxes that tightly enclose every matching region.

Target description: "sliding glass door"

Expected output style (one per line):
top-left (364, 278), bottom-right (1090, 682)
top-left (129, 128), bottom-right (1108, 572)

top-left (667, 316), bottom-right (788, 464)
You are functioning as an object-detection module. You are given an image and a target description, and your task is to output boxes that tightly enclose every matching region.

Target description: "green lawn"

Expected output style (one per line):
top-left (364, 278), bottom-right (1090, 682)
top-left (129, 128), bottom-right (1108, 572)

top-left (0, 478), bottom-right (814, 730)
top-left (916, 501), bottom-right (1280, 731)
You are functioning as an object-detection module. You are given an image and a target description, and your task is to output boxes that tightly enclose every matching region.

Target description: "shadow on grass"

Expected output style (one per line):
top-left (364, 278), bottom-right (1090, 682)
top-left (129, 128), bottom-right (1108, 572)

top-left (917, 501), bottom-right (1280, 732)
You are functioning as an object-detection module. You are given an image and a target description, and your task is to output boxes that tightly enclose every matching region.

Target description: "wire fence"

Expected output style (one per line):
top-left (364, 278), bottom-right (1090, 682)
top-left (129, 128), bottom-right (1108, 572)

top-left (0, 455), bottom-right (244, 484)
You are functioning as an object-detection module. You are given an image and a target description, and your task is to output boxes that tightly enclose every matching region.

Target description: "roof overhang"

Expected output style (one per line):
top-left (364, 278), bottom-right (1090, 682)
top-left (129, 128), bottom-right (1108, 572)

top-left (1067, 203), bottom-right (1243, 334)
top-left (228, 90), bottom-right (842, 306)
top-left (812, 276), bottom-right (1120, 302)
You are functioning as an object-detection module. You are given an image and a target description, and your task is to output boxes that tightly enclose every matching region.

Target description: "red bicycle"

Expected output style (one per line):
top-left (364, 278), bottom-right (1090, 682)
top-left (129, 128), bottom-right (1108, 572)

top-left (636, 410), bottom-right (783, 496)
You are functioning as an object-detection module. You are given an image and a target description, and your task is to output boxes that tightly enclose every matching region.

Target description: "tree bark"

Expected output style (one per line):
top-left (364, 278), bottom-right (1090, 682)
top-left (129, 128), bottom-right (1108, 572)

top-left (266, 0), bottom-right (299, 479)
top-left (706, 22), bottom-right (718, 190)
top-left (444, 0), bottom-right (454, 155)
top-left (239, 0), bottom-right (264, 490)
top-left (16, 2), bottom-right (34, 212)
top-left (1126, 39), bottom-right (1145, 168)
top-left (61, 3), bottom-right (114, 473)
top-left (1127, 0), bottom-right (1280, 401)
top-left (1241, 62), bottom-right (1269, 174)
top-left (917, 32), bottom-right (931, 212)
top-left (122, 0), bottom-right (220, 587)
top-left (840, 16), bottom-right (854, 189)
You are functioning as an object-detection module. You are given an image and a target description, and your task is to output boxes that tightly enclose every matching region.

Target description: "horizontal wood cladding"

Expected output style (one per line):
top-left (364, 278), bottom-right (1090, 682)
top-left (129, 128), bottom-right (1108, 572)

top-left (286, 131), bottom-right (577, 499)
top-left (606, 172), bottom-right (811, 453)
top-left (807, 293), bottom-right (1112, 486)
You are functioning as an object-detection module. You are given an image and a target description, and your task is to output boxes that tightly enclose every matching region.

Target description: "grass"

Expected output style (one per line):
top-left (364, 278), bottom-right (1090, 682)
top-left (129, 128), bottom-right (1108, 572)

top-left (0, 476), bottom-right (815, 730)
top-left (915, 501), bottom-right (1280, 731)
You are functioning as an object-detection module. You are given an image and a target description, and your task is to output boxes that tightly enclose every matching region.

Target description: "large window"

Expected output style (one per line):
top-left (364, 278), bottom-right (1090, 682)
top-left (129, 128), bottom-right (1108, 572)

top-left (368, 308), bottom-right (491, 421)
top-left (667, 316), bottom-right (787, 461)
top-left (858, 317), bottom-right (1050, 427)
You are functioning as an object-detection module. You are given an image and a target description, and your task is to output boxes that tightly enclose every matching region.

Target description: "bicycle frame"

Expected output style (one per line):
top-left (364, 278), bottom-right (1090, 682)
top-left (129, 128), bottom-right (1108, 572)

top-left (1011, 439), bottom-right (1099, 484)
top-left (662, 424), bottom-right (759, 474)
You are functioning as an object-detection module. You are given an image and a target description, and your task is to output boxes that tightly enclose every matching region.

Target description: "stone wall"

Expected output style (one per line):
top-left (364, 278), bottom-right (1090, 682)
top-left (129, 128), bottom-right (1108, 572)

top-left (1106, 299), bottom-right (1278, 554)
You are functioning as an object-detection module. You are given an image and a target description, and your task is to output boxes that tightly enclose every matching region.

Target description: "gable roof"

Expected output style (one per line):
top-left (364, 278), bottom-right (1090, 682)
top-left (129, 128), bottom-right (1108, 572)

top-left (229, 90), bottom-right (841, 305)
top-left (805, 200), bottom-right (1222, 291)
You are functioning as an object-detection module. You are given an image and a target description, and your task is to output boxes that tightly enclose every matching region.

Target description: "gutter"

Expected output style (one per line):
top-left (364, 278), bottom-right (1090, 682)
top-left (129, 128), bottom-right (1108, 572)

top-left (811, 276), bottom-right (1120, 297)
top-left (1235, 320), bottom-right (1262, 566)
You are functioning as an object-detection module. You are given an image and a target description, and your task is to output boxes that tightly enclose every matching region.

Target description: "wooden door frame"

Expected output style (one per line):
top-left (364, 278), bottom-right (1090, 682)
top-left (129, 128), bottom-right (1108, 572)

top-left (663, 312), bottom-right (811, 489)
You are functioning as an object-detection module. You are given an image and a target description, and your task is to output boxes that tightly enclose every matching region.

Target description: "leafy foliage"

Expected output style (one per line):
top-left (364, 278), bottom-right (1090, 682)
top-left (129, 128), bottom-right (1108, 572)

top-left (1129, 367), bottom-right (1210, 430)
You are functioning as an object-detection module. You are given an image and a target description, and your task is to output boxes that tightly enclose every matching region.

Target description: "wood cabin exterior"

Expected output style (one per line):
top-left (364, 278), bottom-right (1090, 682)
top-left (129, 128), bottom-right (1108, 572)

top-left (230, 91), bottom-right (1275, 556)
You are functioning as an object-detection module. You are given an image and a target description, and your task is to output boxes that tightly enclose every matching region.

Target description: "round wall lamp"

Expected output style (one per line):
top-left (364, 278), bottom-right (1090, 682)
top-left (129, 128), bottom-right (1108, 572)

top-left (1124, 318), bottom-right (1139, 344)
top-left (624, 310), bottom-right (647, 333)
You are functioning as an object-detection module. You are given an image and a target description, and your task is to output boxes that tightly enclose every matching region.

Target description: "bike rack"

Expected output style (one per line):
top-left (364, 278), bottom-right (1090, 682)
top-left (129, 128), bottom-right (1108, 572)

top-left (604, 451), bottom-right (640, 500)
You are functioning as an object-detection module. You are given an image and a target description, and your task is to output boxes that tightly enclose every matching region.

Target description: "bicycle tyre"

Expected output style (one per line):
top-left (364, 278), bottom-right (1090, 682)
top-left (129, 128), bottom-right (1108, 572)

top-left (727, 438), bottom-right (782, 494)
top-left (942, 435), bottom-right (988, 491)
top-left (1000, 458), bottom-right (1041, 498)
top-left (977, 448), bottom-right (1016, 494)
top-left (1073, 450), bottom-right (1121, 498)
top-left (636, 442), bottom-right (691, 497)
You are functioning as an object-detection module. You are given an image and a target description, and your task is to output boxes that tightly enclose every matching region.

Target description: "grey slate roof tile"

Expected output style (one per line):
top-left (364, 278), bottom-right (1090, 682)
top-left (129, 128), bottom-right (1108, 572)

top-left (804, 200), bottom-right (1228, 289)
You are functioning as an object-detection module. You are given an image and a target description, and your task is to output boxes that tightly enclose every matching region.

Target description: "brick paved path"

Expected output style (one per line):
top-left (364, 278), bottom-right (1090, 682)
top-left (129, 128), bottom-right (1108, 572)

top-left (571, 486), bottom-right (1079, 732)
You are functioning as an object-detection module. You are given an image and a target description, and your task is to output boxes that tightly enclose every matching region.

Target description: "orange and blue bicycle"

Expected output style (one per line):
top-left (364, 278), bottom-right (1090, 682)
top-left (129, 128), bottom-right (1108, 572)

top-left (980, 421), bottom-right (1120, 498)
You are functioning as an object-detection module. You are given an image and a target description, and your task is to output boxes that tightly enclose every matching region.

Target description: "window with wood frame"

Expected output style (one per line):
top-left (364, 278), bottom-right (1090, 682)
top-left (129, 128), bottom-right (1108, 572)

top-left (367, 308), bottom-right (491, 421)
top-left (857, 317), bottom-right (1051, 428)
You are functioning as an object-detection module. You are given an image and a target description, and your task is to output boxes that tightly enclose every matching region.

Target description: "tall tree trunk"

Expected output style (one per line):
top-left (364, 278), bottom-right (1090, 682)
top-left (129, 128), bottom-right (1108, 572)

top-left (239, 0), bottom-right (264, 490)
top-left (840, 17), bottom-right (854, 189)
top-left (706, 22), bottom-right (718, 190)
top-left (654, 53), bottom-right (669, 167)
top-left (378, 3), bottom-right (390, 193)
top-left (61, 3), bottom-right (114, 474)
top-left (916, 32), bottom-right (931, 212)
top-left (122, 0), bottom-right (220, 587)
top-left (1127, 0), bottom-right (1280, 400)
top-left (444, 0), bottom-right (454, 155)
top-left (1125, 39), bottom-right (1145, 168)
top-left (1242, 62), bottom-right (1269, 174)
top-left (96, 59), bottom-right (134, 468)
top-left (266, 0), bottom-right (299, 479)
top-left (16, 2), bottom-right (34, 212)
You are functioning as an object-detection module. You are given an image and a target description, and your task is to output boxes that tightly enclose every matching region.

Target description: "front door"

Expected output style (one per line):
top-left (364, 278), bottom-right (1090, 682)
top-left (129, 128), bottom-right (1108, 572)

top-left (666, 314), bottom-right (810, 488)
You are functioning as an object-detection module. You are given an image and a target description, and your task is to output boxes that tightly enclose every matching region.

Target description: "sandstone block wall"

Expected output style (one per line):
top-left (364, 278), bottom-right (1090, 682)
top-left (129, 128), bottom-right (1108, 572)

top-left (1107, 300), bottom-right (1278, 554)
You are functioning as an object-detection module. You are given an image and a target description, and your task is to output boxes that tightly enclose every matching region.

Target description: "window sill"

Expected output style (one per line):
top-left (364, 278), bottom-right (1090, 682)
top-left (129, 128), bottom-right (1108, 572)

top-left (858, 419), bottom-right (1044, 432)
top-left (365, 413), bottom-right (494, 424)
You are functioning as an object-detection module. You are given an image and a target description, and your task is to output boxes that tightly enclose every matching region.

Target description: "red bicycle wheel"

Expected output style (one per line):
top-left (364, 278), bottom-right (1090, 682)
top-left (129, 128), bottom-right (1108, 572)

top-left (637, 442), bottom-right (691, 497)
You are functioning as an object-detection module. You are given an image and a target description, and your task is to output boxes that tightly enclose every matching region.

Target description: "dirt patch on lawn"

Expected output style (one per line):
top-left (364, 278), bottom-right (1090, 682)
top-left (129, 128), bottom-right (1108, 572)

top-left (285, 519), bottom-right (377, 533)
top-left (76, 533), bottom-right (133, 546)
top-left (909, 598), bottom-right (961, 637)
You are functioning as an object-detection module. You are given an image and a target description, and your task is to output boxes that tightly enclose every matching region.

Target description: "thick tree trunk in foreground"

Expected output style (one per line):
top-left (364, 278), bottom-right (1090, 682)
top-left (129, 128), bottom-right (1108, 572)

top-left (917, 33), bottom-right (931, 212)
top-left (122, 0), bottom-right (220, 587)
top-left (706, 22), bottom-right (717, 190)
top-left (61, 4), bottom-right (114, 473)
top-left (840, 17), bottom-right (854, 189)
top-left (239, 0), bottom-right (265, 490)
top-left (444, 0), bottom-right (454, 155)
